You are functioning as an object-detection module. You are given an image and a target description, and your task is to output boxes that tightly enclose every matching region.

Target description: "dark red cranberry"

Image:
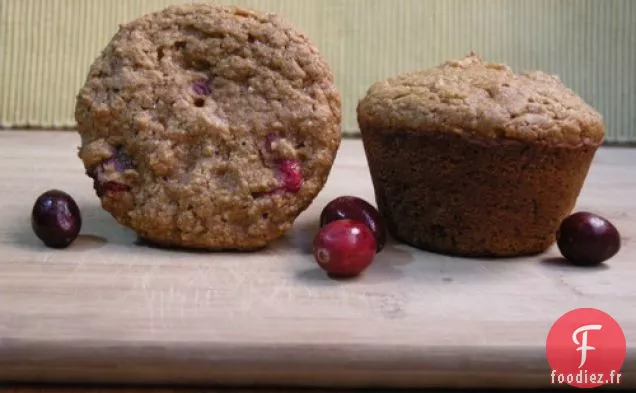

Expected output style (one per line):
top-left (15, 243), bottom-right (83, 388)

top-left (313, 219), bottom-right (376, 278)
top-left (94, 181), bottom-right (131, 197)
top-left (556, 212), bottom-right (621, 266)
top-left (110, 146), bottom-right (134, 172)
top-left (250, 158), bottom-right (301, 198)
top-left (87, 146), bottom-right (133, 197)
top-left (31, 190), bottom-right (82, 248)
top-left (320, 196), bottom-right (386, 252)
top-left (192, 80), bottom-right (211, 96)
top-left (278, 159), bottom-right (302, 192)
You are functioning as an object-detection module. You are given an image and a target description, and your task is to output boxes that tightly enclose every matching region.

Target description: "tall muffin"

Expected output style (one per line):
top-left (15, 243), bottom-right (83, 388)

top-left (357, 54), bottom-right (604, 257)
top-left (75, 3), bottom-right (341, 250)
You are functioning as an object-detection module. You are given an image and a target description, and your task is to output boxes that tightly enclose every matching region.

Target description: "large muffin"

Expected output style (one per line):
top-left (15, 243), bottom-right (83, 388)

top-left (75, 3), bottom-right (341, 250)
top-left (357, 54), bottom-right (604, 257)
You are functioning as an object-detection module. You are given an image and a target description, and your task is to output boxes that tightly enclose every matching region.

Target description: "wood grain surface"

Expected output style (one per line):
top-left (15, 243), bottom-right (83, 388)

top-left (0, 386), bottom-right (462, 393)
top-left (0, 386), bottom-right (479, 393)
top-left (0, 131), bottom-right (634, 389)
top-left (0, 388), bottom-right (373, 393)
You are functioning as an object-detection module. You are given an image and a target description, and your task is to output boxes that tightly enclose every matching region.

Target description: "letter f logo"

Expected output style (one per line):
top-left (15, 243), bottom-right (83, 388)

top-left (573, 324), bottom-right (602, 368)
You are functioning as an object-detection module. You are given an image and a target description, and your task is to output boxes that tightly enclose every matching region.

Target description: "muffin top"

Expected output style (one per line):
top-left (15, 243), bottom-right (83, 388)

top-left (74, 3), bottom-right (341, 249)
top-left (357, 54), bottom-right (604, 146)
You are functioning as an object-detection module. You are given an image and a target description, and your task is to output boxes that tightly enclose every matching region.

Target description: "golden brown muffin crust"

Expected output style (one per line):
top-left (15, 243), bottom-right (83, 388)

top-left (357, 53), bottom-right (604, 146)
top-left (358, 53), bottom-right (605, 257)
top-left (75, 3), bottom-right (341, 249)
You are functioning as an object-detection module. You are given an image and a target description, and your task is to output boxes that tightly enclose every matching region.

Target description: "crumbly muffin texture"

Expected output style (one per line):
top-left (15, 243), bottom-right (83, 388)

top-left (358, 53), bottom-right (604, 146)
top-left (358, 53), bottom-right (604, 257)
top-left (75, 3), bottom-right (341, 249)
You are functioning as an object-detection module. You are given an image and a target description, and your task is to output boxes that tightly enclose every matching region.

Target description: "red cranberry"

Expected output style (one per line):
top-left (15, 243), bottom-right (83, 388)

top-left (313, 219), bottom-right (376, 278)
top-left (556, 212), bottom-right (621, 266)
top-left (279, 159), bottom-right (302, 192)
top-left (320, 196), bottom-right (386, 252)
top-left (31, 190), bottom-right (82, 248)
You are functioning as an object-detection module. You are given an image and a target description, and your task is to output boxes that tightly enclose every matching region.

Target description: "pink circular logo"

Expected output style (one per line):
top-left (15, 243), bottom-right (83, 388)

top-left (546, 308), bottom-right (626, 388)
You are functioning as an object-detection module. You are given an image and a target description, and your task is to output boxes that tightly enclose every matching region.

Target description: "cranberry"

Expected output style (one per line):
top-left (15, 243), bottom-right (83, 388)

top-left (313, 219), bottom-right (376, 278)
top-left (278, 159), bottom-right (302, 192)
top-left (110, 147), bottom-right (133, 171)
top-left (31, 190), bottom-right (82, 248)
top-left (192, 80), bottom-right (211, 96)
top-left (320, 196), bottom-right (386, 252)
top-left (87, 146), bottom-right (133, 197)
top-left (95, 181), bottom-right (131, 197)
top-left (556, 212), bottom-right (621, 266)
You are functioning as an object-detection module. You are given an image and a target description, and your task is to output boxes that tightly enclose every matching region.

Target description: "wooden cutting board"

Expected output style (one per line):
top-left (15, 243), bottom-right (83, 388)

top-left (0, 130), bottom-right (634, 389)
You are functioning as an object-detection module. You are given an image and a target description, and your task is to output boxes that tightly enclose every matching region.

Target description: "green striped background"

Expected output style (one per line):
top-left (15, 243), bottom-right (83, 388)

top-left (1, 0), bottom-right (634, 141)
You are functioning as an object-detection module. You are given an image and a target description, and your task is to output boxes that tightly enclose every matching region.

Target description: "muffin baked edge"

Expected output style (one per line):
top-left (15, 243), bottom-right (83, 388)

top-left (74, 3), bottom-right (342, 250)
top-left (357, 54), bottom-right (605, 257)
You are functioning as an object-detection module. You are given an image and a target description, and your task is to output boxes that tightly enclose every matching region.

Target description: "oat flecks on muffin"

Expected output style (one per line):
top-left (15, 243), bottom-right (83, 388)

top-left (75, 3), bottom-right (342, 250)
top-left (357, 53), bottom-right (605, 257)
top-left (357, 53), bottom-right (604, 146)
